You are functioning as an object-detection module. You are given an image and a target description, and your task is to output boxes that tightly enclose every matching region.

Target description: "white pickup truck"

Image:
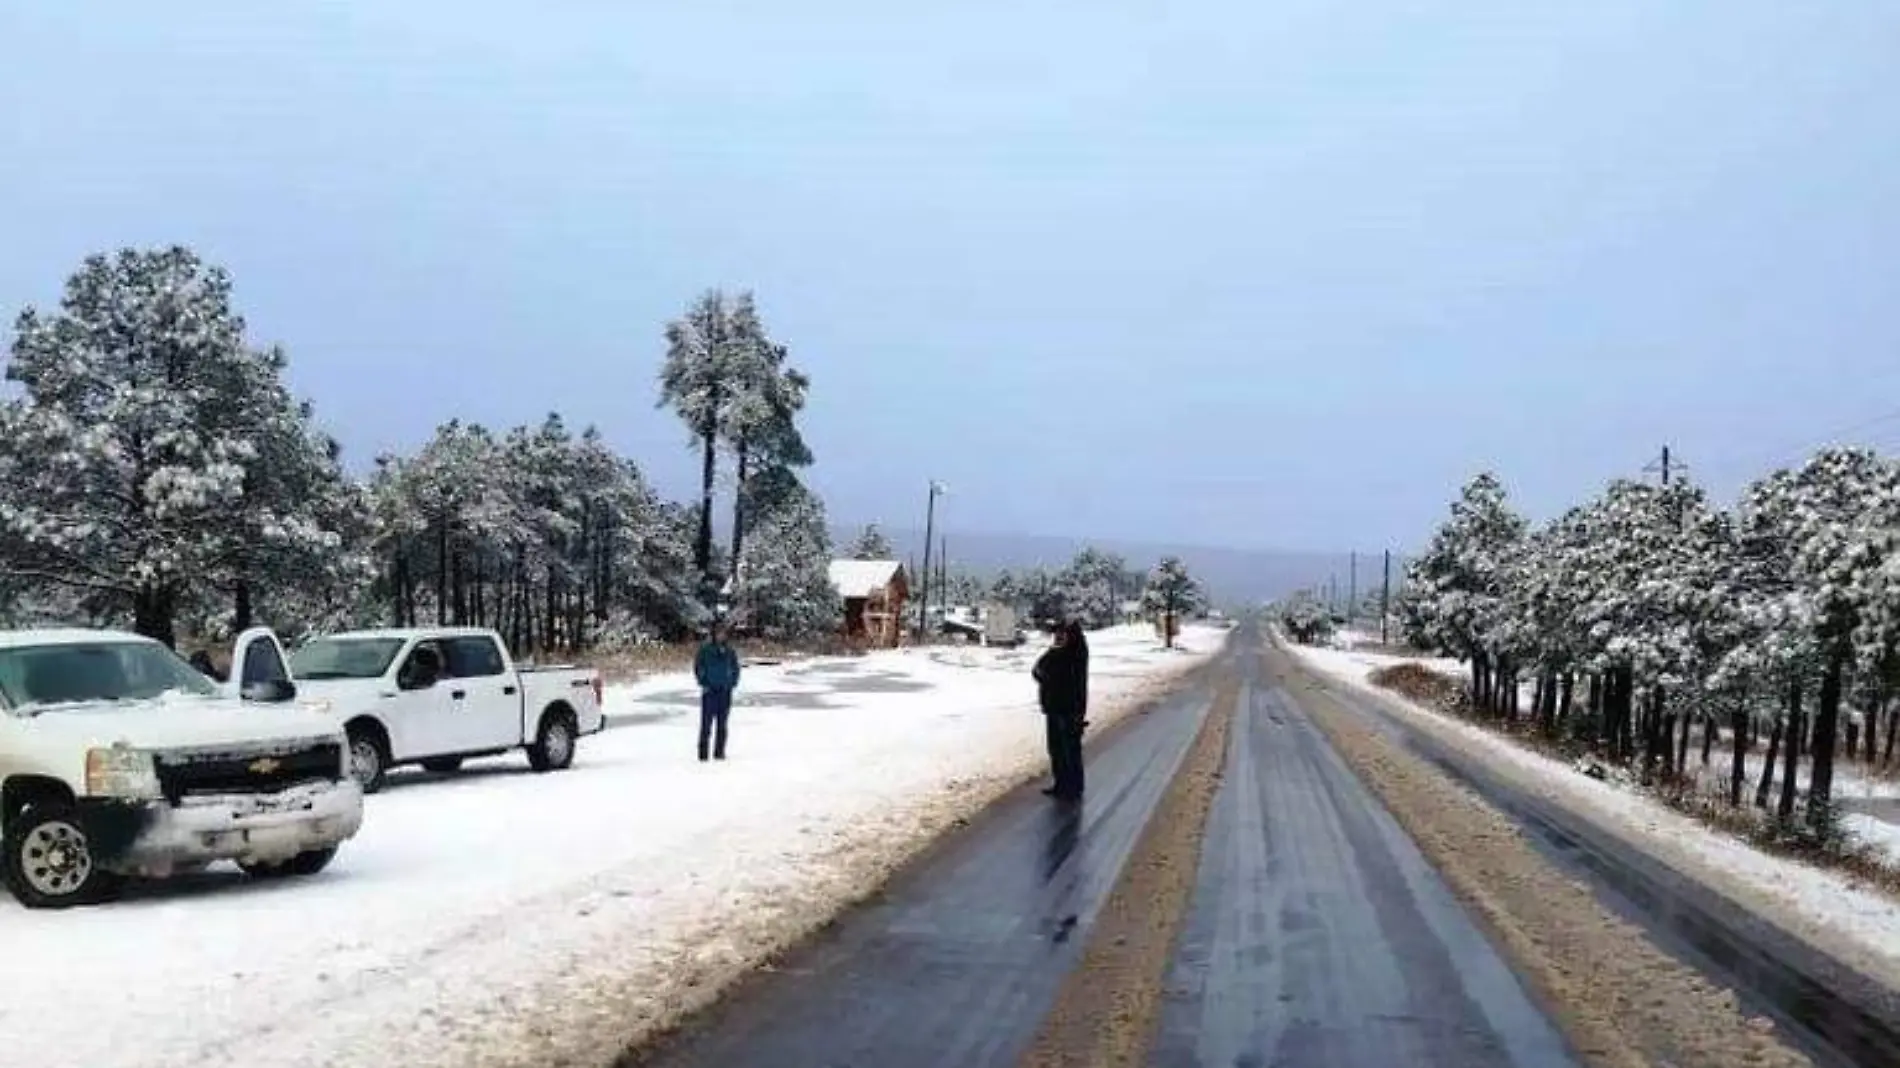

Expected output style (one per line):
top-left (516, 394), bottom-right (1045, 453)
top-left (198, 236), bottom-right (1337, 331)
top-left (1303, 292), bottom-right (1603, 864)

top-left (0, 626), bottom-right (365, 909)
top-left (287, 626), bottom-right (605, 793)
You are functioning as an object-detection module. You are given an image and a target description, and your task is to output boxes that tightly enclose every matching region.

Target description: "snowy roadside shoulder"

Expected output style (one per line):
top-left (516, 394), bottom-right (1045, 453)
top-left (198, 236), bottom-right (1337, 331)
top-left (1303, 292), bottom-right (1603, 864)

top-left (1282, 636), bottom-right (1900, 994)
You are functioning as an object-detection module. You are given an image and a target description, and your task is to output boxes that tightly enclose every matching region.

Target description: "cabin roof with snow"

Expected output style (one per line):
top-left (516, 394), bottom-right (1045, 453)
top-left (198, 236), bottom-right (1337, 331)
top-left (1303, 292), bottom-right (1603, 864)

top-left (828, 559), bottom-right (906, 600)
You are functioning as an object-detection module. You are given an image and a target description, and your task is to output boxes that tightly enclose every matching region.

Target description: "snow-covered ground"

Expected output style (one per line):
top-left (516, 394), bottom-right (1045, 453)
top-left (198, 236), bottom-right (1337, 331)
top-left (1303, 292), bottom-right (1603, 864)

top-left (1, 623), bottom-right (1225, 1068)
top-left (1286, 635), bottom-right (1900, 993)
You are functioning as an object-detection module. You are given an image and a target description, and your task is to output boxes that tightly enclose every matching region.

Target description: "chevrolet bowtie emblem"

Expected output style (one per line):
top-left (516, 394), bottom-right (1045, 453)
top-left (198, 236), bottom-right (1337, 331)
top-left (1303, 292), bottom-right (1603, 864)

top-left (248, 757), bottom-right (282, 775)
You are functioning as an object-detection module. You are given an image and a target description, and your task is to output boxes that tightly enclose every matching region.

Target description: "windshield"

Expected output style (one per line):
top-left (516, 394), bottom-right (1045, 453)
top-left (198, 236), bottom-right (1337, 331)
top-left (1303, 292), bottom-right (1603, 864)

top-left (0, 641), bottom-right (221, 712)
top-left (290, 637), bottom-right (405, 680)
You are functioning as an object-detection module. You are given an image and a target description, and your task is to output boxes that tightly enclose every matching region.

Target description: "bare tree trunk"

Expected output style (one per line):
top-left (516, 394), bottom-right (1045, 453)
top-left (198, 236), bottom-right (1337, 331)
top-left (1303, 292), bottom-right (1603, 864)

top-left (233, 578), bottom-right (253, 633)
top-left (695, 423), bottom-right (718, 583)
top-left (450, 547), bottom-right (467, 625)
top-left (1729, 706), bottom-right (1748, 807)
top-left (1619, 669), bottom-right (1637, 762)
top-left (471, 551), bottom-right (485, 627)
top-left (728, 441), bottom-right (750, 588)
top-left (435, 515), bottom-right (450, 626)
top-left (1643, 685), bottom-right (1666, 781)
top-left (1809, 645), bottom-right (1846, 833)
top-left (1756, 718), bottom-right (1782, 809)
top-left (1778, 681), bottom-right (1802, 823)
top-left (133, 584), bottom-right (178, 648)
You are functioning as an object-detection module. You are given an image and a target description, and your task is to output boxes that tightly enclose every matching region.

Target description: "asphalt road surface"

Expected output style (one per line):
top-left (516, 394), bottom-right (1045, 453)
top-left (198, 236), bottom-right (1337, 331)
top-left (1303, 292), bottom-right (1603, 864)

top-left (626, 664), bottom-right (1220, 1068)
top-left (1150, 658), bottom-right (1575, 1066)
top-left (627, 635), bottom-right (1574, 1067)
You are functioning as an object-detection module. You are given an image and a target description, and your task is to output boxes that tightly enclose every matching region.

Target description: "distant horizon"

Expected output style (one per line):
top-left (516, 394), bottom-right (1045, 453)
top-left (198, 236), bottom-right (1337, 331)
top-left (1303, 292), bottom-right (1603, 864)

top-left (829, 516), bottom-right (1413, 564)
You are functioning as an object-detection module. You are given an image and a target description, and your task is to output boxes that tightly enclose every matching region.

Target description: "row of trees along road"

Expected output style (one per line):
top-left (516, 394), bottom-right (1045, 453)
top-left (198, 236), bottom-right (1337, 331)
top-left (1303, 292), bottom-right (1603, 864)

top-left (0, 247), bottom-right (829, 652)
top-left (1398, 455), bottom-right (1900, 839)
top-left (845, 525), bottom-right (1208, 642)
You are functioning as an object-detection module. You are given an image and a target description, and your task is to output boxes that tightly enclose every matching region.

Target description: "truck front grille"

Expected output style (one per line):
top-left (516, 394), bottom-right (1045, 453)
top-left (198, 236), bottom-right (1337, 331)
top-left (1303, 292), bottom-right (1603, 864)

top-left (154, 741), bottom-right (344, 801)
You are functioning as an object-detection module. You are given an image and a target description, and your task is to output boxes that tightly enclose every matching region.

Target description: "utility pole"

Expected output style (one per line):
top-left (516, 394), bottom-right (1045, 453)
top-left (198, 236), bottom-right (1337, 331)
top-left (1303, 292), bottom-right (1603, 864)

top-left (1380, 549), bottom-right (1391, 645)
top-left (1348, 552), bottom-right (1357, 625)
top-left (1643, 444), bottom-right (1687, 487)
top-left (917, 480), bottom-right (945, 638)
top-left (939, 535), bottom-right (948, 608)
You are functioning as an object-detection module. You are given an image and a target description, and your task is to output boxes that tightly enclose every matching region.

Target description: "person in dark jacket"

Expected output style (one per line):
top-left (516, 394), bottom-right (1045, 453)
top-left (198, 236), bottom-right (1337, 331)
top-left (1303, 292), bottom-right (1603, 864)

top-left (1033, 620), bottom-right (1090, 799)
top-left (694, 621), bottom-right (742, 762)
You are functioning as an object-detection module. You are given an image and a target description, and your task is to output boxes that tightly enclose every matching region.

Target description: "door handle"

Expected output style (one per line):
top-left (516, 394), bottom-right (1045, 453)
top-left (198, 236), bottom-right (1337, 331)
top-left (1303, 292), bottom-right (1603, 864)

top-left (503, 686), bottom-right (517, 696)
top-left (451, 689), bottom-right (467, 700)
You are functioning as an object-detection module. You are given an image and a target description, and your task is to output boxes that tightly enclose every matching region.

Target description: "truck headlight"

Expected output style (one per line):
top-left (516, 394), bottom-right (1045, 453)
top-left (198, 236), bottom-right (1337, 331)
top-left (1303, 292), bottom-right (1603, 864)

top-left (85, 746), bottom-right (161, 800)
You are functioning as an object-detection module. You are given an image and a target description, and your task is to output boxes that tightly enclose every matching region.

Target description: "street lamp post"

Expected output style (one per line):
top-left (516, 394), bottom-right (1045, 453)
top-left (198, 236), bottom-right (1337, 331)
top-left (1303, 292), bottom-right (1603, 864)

top-left (917, 480), bottom-right (945, 639)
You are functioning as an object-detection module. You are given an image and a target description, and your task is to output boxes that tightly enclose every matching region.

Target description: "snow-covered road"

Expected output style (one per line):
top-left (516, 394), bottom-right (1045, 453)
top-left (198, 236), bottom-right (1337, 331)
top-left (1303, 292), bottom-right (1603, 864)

top-left (0, 624), bottom-right (1225, 1068)
top-left (1286, 634), bottom-right (1900, 1001)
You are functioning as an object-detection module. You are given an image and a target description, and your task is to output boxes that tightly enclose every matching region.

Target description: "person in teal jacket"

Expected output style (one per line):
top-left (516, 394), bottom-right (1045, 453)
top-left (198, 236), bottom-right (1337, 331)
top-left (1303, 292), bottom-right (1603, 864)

top-left (694, 621), bottom-right (742, 761)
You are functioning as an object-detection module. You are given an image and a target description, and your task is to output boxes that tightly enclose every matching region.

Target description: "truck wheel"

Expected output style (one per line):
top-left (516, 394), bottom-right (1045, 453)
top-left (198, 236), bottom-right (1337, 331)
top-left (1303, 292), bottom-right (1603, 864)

top-left (4, 803), bottom-right (121, 909)
top-left (347, 726), bottom-right (390, 795)
top-left (420, 757), bottom-right (463, 774)
top-left (239, 847), bottom-right (338, 879)
top-left (528, 711), bottom-right (578, 773)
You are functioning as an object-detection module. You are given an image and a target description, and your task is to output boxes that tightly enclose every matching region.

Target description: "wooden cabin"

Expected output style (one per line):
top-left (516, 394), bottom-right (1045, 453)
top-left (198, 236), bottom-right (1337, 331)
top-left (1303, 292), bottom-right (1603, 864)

top-left (828, 559), bottom-right (910, 648)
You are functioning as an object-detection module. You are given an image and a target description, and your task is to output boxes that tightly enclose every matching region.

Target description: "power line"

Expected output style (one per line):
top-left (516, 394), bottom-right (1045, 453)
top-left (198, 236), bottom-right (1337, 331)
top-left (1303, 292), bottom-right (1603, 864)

top-left (1695, 406), bottom-right (1900, 482)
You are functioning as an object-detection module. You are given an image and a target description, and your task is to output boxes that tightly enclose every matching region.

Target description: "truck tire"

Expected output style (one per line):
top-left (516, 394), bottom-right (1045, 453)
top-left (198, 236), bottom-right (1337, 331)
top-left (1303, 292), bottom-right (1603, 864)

top-left (346, 724), bottom-right (390, 795)
top-left (239, 847), bottom-right (338, 879)
top-left (527, 710), bottom-right (578, 773)
top-left (4, 802), bottom-right (121, 909)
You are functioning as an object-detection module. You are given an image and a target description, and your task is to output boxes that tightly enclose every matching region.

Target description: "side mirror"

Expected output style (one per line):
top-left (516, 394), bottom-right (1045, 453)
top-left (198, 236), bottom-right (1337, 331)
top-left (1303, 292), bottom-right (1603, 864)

top-left (241, 678), bottom-right (298, 703)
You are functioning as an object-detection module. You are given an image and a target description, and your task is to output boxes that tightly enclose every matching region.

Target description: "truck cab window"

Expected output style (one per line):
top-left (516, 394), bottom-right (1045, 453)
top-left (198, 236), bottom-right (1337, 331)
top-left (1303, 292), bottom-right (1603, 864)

top-left (444, 637), bottom-right (506, 678)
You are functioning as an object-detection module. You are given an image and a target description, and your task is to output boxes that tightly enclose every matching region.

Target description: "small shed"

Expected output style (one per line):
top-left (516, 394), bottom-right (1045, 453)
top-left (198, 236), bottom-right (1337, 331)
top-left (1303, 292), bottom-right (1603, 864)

top-left (828, 559), bottom-right (910, 648)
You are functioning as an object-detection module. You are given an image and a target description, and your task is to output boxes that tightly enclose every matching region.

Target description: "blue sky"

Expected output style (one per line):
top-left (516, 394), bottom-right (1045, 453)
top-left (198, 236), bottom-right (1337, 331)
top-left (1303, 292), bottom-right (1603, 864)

top-left (3, 2), bottom-right (1897, 554)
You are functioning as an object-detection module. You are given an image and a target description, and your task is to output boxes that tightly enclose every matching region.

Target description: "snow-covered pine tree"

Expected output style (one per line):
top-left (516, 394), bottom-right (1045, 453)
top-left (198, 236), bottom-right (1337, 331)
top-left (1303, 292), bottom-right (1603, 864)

top-left (194, 347), bottom-right (377, 640)
top-left (1278, 589), bottom-right (1333, 644)
top-left (0, 247), bottom-right (352, 646)
top-left (1400, 472), bottom-right (1526, 708)
top-left (732, 468), bottom-right (838, 640)
top-left (942, 568), bottom-right (986, 608)
top-left (659, 289), bottom-right (740, 592)
top-left (988, 569), bottom-right (1023, 610)
top-left (1752, 448), bottom-right (1900, 830)
top-left (616, 496), bottom-right (704, 641)
top-left (721, 293), bottom-right (812, 582)
top-left (1141, 556), bottom-right (1205, 648)
top-left (849, 523), bottom-right (896, 560)
top-left (1057, 547), bottom-right (1128, 628)
top-left (1022, 567), bottom-right (1068, 625)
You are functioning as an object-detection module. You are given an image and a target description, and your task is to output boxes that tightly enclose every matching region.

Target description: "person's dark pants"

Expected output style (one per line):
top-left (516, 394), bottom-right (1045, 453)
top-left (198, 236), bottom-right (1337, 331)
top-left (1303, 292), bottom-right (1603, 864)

top-left (699, 687), bottom-right (733, 761)
top-left (1045, 712), bottom-right (1085, 798)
